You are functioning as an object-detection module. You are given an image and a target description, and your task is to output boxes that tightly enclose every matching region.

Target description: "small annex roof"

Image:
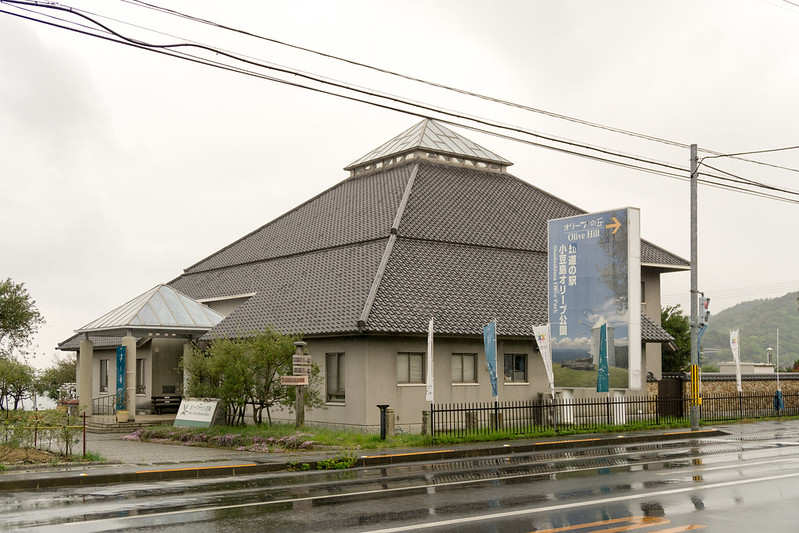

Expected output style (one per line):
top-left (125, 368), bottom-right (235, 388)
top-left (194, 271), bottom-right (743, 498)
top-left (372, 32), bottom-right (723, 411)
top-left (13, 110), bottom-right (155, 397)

top-left (75, 284), bottom-right (225, 338)
top-left (345, 119), bottom-right (512, 175)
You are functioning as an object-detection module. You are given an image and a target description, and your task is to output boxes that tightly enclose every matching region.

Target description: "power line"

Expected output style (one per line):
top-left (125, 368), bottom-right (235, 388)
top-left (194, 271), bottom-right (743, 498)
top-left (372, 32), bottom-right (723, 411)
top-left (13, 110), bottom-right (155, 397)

top-left (1, 0), bottom-right (693, 179)
top-left (703, 145), bottom-right (799, 159)
top-left (3, 1), bottom-right (799, 205)
top-left (701, 163), bottom-right (799, 197)
top-left (116, 0), bottom-right (799, 176)
top-left (662, 280), bottom-right (799, 305)
top-left (121, 0), bottom-right (695, 149)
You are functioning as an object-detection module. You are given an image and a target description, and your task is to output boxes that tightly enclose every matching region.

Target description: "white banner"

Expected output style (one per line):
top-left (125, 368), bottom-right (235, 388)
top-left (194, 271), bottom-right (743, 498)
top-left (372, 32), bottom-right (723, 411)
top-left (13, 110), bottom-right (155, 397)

top-left (426, 317), bottom-right (434, 402)
top-left (533, 324), bottom-right (555, 398)
top-left (730, 329), bottom-right (742, 393)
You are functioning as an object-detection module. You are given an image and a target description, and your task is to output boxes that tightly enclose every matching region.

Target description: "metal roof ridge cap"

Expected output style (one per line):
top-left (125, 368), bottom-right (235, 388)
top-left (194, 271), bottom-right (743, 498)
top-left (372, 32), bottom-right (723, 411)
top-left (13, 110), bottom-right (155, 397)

top-left (358, 234), bottom-right (397, 330)
top-left (176, 172), bottom-right (370, 277)
top-left (358, 162), bottom-right (419, 329)
top-left (391, 162), bottom-right (419, 232)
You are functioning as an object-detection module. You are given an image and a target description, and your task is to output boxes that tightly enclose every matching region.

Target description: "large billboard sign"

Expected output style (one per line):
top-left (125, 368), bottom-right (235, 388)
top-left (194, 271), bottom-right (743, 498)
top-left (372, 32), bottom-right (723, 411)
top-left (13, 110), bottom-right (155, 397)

top-left (548, 208), bottom-right (641, 389)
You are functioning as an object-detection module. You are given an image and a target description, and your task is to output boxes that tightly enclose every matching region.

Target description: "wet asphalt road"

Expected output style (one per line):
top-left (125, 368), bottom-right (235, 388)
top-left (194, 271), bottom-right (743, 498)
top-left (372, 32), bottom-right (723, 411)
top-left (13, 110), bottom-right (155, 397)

top-left (4, 422), bottom-right (799, 531)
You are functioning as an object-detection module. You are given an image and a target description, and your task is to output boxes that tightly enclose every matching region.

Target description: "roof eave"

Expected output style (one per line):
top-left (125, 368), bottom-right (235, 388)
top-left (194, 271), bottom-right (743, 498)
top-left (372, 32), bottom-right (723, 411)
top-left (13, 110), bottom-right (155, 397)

top-left (641, 262), bottom-right (691, 272)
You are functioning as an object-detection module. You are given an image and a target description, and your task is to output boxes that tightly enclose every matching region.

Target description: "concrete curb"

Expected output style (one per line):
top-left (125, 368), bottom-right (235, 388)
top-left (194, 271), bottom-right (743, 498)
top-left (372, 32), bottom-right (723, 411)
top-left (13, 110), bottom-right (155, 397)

top-left (0, 428), bottom-right (726, 491)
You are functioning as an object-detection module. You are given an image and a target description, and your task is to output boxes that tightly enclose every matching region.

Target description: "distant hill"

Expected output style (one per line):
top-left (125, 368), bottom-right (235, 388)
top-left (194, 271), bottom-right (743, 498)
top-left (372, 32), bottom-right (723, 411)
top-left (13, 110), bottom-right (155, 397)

top-left (698, 292), bottom-right (799, 368)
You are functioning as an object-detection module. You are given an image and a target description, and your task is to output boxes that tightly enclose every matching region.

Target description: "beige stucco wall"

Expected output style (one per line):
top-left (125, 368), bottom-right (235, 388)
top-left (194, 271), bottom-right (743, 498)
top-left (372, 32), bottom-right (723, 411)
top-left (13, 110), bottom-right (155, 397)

top-left (262, 334), bottom-right (663, 432)
top-left (642, 267), bottom-right (665, 380)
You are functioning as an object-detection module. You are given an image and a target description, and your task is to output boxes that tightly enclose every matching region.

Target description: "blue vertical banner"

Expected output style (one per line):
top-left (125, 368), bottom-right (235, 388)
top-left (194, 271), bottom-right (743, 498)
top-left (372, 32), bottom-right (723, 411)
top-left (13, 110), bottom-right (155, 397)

top-left (596, 323), bottom-right (609, 393)
top-left (483, 321), bottom-right (498, 398)
top-left (116, 346), bottom-right (126, 410)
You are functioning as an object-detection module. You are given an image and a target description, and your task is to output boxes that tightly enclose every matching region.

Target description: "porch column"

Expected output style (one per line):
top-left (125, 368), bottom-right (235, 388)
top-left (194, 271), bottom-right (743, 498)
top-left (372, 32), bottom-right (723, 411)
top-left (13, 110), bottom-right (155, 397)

top-left (123, 334), bottom-right (136, 420)
top-left (78, 337), bottom-right (93, 416)
top-left (183, 342), bottom-right (193, 397)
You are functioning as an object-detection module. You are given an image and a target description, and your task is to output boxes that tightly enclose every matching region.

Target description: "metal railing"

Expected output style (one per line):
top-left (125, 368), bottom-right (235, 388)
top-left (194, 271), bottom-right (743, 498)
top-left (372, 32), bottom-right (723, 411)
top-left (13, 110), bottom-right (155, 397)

top-left (91, 394), bottom-right (117, 415)
top-left (430, 391), bottom-right (798, 440)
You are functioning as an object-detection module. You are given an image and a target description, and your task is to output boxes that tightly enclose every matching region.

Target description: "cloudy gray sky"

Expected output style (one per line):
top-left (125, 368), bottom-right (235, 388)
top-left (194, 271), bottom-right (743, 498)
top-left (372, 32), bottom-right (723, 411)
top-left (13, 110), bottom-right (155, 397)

top-left (2, 0), bottom-right (798, 369)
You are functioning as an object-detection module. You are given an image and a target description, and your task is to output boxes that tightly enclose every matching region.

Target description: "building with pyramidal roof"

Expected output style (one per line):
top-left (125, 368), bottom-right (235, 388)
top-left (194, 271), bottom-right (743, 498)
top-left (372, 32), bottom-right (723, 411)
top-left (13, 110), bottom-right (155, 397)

top-left (61, 119), bottom-right (687, 429)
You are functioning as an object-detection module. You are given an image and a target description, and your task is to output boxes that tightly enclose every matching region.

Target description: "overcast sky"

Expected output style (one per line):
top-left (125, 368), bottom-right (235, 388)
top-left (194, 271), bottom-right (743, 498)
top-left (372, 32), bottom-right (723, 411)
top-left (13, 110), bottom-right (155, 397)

top-left (2, 0), bottom-right (798, 369)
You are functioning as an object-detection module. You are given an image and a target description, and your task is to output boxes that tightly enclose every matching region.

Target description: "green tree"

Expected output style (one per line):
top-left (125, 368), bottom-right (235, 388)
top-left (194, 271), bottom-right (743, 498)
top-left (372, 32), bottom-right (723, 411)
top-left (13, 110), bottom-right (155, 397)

top-left (661, 305), bottom-right (691, 372)
top-left (0, 278), bottom-right (45, 360)
top-left (37, 352), bottom-right (77, 401)
top-left (183, 327), bottom-right (324, 426)
top-left (0, 357), bottom-right (37, 410)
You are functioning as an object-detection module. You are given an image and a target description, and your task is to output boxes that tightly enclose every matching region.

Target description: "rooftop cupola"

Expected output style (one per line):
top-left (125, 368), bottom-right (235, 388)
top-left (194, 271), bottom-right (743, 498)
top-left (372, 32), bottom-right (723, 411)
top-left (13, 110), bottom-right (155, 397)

top-left (345, 119), bottom-right (512, 177)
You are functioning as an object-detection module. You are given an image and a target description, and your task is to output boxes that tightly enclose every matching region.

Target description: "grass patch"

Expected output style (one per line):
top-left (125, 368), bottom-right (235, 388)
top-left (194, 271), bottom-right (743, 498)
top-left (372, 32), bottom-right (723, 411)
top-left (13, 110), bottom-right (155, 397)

top-left (125, 415), bottom-right (701, 452)
top-left (553, 365), bottom-right (628, 388)
top-left (127, 424), bottom-right (436, 452)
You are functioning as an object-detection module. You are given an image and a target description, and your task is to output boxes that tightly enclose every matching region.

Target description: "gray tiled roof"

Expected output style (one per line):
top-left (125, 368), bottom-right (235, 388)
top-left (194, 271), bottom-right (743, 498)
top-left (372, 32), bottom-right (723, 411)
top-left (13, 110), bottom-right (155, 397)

top-left (168, 125), bottom-right (687, 342)
top-left (171, 240), bottom-right (386, 337)
top-left (58, 335), bottom-right (144, 351)
top-left (399, 160), bottom-right (582, 251)
top-left (641, 314), bottom-right (673, 342)
top-left (59, 334), bottom-right (124, 351)
top-left (182, 166), bottom-right (408, 275)
top-left (366, 238), bottom-right (547, 335)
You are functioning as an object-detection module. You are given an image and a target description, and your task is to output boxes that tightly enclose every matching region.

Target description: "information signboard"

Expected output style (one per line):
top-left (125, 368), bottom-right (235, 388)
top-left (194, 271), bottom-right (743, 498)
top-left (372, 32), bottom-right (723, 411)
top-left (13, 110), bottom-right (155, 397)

top-left (547, 208), bottom-right (641, 389)
top-left (281, 375), bottom-right (309, 386)
top-left (174, 399), bottom-right (221, 428)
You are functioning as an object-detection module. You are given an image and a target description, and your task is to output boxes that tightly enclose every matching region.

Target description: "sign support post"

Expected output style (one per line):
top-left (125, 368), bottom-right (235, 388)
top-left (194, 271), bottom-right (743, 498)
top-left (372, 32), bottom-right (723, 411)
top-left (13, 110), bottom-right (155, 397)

top-left (293, 341), bottom-right (307, 427)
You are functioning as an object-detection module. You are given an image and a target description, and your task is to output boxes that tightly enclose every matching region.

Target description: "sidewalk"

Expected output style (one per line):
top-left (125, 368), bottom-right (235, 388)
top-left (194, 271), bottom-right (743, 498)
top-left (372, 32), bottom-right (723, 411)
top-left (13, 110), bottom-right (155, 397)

top-left (0, 423), bottom-right (744, 492)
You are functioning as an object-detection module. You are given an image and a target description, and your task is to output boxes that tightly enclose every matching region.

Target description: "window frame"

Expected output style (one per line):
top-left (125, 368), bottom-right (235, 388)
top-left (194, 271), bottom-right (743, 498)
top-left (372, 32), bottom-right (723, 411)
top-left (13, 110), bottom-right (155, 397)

top-left (99, 358), bottom-right (109, 393)
top-left (451, 353), bottom-right (478, 384)
top-left (136, 358), bottom-right (146, 394)
top-left (326, 352), bottom-right (345, 403)
top-left (503, 353), bottom-right (528, 383)
top-left (397, 352), bottom-right (425, 384)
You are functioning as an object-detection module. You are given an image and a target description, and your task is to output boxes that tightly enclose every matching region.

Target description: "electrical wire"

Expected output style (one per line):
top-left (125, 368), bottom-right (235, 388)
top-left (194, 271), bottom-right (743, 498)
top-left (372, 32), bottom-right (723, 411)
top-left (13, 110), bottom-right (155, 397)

top-left (118, 0), bottom-right (799, 175)
top-left (2, 0), bottom-right (799, 205)
top-left (0, 0), bottom-right (692, 179)
top-left (701, 163), bottom-right (799, 197)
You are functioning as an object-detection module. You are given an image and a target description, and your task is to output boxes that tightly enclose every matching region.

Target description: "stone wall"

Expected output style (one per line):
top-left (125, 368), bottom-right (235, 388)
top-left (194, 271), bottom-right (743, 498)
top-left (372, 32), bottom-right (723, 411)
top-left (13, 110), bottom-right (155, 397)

top-left (651, 373), bottom-right (799, 411)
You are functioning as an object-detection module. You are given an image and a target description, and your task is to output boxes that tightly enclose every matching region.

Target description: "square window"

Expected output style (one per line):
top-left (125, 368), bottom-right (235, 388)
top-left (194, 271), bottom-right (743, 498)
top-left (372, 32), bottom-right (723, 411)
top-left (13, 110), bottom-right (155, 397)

top-left (451, 353), bottom-right (477, 383)
top-left (504, 354), bottom-right (527, 382)
top-left (397, 352), bottom-right (425, 384)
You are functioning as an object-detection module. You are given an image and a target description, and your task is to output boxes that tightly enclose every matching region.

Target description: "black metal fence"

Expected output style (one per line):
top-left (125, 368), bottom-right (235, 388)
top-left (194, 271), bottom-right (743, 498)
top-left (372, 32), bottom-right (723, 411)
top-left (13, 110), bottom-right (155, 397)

top-left (429, 391), bottom-right (799, 440)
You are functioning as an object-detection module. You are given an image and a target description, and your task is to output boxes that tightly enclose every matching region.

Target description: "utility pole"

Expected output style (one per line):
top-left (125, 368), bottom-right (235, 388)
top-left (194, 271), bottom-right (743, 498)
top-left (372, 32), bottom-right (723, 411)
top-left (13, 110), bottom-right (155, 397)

top-left (690, 144), bottom-right (701, 431)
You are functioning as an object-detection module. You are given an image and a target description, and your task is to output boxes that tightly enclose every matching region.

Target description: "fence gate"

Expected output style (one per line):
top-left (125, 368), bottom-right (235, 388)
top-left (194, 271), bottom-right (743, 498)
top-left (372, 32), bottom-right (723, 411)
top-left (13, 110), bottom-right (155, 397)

top-left (658, 377), bottom-right (684, 417)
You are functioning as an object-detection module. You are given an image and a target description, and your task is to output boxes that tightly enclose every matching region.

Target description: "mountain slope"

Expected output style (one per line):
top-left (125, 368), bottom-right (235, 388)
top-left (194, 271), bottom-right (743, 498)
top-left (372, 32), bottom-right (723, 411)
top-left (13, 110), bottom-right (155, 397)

top-left (699, 292), bottom-right (799, 368)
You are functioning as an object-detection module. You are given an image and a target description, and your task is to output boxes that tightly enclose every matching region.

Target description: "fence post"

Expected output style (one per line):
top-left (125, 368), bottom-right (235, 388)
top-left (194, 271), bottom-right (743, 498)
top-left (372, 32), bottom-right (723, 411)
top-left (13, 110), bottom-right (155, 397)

top-left (553, 396), bottom-right (558, 433)
top-left (606, 395), bottom-right (612, 426)
top-left (82, 411), bottom-right (87, 458)
top-left (430, 403), bottom-right (435, 442)
top-left (655, 395), bottom-right (659, 425)
top-left (739, 392), bottom-right (743, 420)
